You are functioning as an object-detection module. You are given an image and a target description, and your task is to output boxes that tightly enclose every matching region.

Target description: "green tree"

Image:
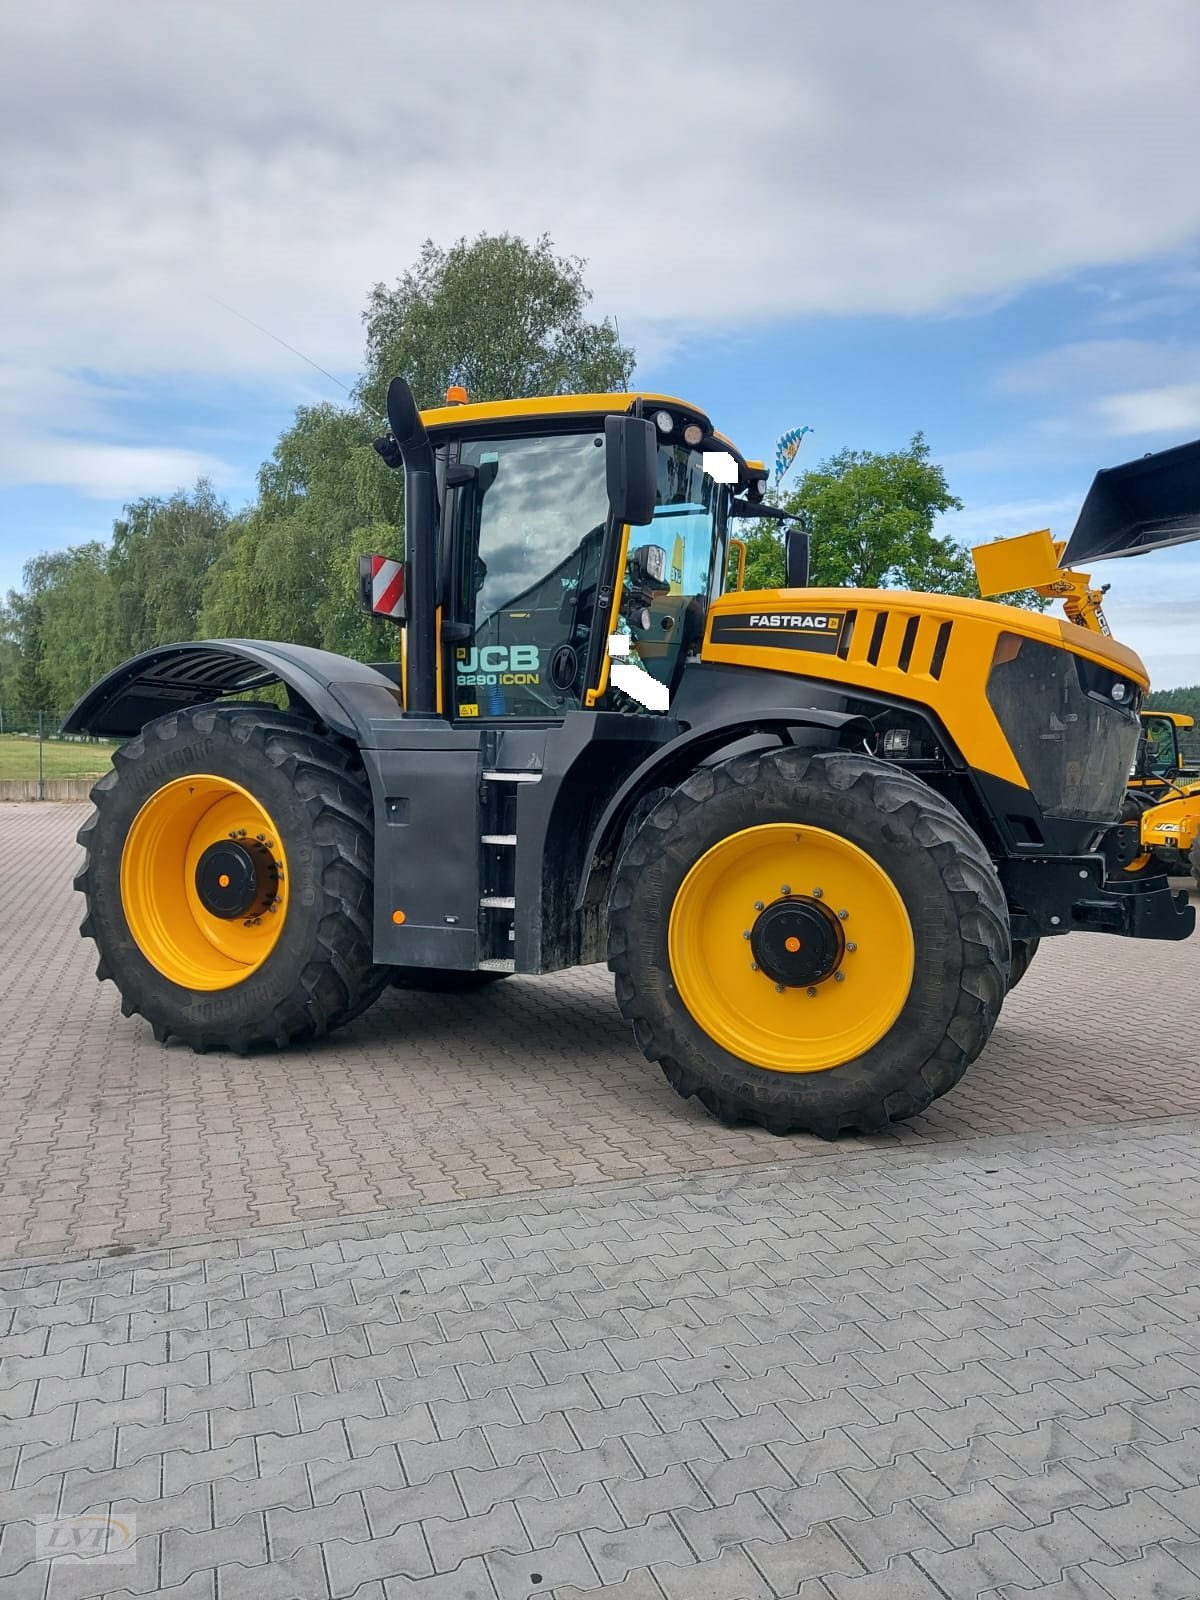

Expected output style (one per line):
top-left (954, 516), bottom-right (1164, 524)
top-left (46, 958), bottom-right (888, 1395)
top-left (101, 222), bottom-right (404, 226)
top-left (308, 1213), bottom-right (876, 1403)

top-left (201, 404), bottom-right (401, 658)
top-left (360, 233), bottom-right (634, 413)
top-left (21, 544), bottom-right (116, 713)
top-left (742, 435), bottom-right (970, 593)
top-left (108, 481), bottom-right (230, 656)
top-left (1146, 685), bottom-right (1200, 718)
top-left (206, 233), bottom-right (635, 654)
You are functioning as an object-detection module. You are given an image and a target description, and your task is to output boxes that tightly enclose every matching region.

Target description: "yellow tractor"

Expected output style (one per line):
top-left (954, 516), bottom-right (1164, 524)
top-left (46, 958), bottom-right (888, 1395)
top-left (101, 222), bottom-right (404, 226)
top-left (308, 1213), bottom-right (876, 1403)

top-left (64, 383), bottom-right (1198, 1137)
top-left (1103, 710), bottom-right (1200, 888)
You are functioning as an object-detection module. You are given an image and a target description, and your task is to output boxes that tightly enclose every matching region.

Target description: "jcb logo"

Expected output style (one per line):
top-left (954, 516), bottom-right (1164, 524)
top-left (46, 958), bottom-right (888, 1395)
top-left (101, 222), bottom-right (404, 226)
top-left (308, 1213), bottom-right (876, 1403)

top-left (456, 646), bottom-right (540, 673)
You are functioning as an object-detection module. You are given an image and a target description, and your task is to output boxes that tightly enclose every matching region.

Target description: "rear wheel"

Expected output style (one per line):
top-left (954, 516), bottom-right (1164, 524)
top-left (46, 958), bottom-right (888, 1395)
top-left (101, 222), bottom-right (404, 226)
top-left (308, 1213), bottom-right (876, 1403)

top-left (608, 748), bottom-right (1009, 1138)
top-left (75, 705), bottom-right (392, 1051)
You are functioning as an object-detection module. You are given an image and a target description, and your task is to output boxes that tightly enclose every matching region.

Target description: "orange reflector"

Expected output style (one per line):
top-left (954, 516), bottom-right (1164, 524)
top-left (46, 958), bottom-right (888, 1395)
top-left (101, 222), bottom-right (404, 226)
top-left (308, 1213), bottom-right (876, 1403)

top-left (218, 873), bottom-right (230, 888)
top-left (785, 936), bottom-right (802, 952)
top-left (391, 909), bottom-right (407, 925)
top-left (445, 385), bottom-right (468, 405)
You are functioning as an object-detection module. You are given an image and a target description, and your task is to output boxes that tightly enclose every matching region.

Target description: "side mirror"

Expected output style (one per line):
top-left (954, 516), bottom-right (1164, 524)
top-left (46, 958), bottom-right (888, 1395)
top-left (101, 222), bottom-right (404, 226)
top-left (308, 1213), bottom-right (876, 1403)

top-left (785, 522), bottom-right (811, 588)
top-left (605, 414), bottom-right (657, 526)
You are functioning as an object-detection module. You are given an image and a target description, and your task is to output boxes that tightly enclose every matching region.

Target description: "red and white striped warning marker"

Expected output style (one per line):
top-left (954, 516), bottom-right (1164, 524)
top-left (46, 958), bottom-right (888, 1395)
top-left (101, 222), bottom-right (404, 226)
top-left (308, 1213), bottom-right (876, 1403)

top-left (369, 555), bottom-right (405, 618)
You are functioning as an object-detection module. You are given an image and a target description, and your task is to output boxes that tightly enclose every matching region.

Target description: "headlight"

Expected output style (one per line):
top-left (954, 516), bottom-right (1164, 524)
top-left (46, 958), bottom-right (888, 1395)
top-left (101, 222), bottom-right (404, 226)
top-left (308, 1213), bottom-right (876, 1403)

top-left (653, 410), bottom-right (674, 435)
top-left (682, 422), bottom-right (704, 446)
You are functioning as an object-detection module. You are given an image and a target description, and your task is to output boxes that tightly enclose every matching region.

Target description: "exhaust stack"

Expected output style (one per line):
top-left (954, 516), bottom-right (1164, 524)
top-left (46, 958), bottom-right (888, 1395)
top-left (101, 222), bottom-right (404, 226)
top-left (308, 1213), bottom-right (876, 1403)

top-left (383, 377), bottom-right (440, 717)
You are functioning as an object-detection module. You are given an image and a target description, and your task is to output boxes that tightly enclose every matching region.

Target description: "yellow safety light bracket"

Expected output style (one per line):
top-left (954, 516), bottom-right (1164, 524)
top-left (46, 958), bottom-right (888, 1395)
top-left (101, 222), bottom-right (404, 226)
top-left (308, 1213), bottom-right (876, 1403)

top-left (585, 520), bottom-right (635, 708)
top-left (728, 537), bottom-right (748, 592)
top-left (972, 528), bottom-right (1112, 636)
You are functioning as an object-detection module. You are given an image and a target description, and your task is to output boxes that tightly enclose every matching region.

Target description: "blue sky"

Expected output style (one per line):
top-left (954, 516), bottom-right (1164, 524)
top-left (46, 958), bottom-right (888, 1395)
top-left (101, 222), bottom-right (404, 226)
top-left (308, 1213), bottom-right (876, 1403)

top-left (3, 1), bottom-right (1199, 685)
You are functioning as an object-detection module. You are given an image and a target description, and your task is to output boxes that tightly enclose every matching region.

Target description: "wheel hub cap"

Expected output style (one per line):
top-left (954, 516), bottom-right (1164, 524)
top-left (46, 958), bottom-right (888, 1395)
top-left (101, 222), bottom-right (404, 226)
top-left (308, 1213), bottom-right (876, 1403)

top-left (194, 840), bottom-right (279, 921)
top-left (750, 897), bottom-right (844, 987)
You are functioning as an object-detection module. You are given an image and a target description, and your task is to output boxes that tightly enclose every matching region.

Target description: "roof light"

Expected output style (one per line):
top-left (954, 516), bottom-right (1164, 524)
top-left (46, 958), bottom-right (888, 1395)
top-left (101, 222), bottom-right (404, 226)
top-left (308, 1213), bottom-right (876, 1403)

top-left (653, 410), bottom-right (674, 435)
top-left (682, 422), bottom-right (704, 446)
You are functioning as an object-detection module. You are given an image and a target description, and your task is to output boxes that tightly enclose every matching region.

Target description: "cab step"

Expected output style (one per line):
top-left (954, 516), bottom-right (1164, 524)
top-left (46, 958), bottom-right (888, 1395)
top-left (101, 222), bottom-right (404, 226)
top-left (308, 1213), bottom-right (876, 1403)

top-left (478, 958), bottom-right (516, 973)
top-left (480, 895), bottom-right (516, 909)
top-left (482, 770), bottom-right (542, 783)
top-left (481, 834), bottom-right (517, 846)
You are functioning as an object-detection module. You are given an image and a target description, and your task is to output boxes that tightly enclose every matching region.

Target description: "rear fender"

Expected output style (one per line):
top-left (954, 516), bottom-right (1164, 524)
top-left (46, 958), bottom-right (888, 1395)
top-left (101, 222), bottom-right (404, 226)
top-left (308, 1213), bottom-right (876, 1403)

top-left (575, 708), bottom-right (872, 909)
top-left (60, 640), bottom-right (403, 743)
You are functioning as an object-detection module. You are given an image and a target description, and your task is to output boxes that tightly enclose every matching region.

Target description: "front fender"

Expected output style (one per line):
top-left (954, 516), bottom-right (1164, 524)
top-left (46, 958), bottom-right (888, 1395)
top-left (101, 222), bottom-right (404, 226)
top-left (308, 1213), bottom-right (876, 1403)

top-left (60, 640), bottom-right (402, 744)
top-left (574, 707), bottom-right (872, 910)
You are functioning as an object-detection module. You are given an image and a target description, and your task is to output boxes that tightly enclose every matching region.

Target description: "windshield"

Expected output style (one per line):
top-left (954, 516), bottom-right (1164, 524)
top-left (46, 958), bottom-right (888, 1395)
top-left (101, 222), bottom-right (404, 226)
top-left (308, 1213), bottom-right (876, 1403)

top-left (1137, 716), bottom-right (1181, 778)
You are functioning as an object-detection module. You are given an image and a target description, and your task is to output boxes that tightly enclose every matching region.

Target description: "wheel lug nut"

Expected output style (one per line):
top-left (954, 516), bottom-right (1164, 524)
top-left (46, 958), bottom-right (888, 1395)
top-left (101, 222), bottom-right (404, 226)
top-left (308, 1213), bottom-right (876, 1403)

top-left (846, 941), bottom-right (857, 952)
top-left (838, 909), bottom-right (849, 920)
top-left (812, 887), bottom-right (823, 899)
top-left (742, 930), bottom-right (751, 940)
top-left (750, 963), bottom-right (759, 972)
top-left (753, 901), bottom-right (764, 911)
top-left (806, 987), bottom-right (817, 998)
top-left (774, 983), bottom-right (785, 993)
top-left (834, 971), bottom-right (846, 983)
top-left (781, 884), bottom-right (791, 895)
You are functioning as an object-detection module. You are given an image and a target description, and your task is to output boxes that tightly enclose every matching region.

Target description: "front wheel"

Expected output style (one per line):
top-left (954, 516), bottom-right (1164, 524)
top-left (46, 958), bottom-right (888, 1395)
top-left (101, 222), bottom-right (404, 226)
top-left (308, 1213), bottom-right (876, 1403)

top-left (75, 705), bottom-right (392, 1051)
top-left (608, 748), bottom-right (1009, 1138)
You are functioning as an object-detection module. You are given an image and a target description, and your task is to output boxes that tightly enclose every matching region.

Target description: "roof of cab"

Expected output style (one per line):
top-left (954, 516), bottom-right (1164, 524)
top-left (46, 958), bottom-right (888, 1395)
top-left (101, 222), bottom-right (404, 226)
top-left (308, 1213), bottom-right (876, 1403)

top-left (418, 391), bottom-right (747, 466)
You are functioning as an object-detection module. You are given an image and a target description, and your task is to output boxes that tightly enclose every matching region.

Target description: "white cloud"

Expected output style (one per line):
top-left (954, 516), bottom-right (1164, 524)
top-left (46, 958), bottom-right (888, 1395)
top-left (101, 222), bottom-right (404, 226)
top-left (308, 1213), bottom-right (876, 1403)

top-left (938, 495), bottom-right (1080, 548)
top-left (2, 1), bottom-right (1200, 372)
top-left (1094, 384), bottom-right (1200, 436)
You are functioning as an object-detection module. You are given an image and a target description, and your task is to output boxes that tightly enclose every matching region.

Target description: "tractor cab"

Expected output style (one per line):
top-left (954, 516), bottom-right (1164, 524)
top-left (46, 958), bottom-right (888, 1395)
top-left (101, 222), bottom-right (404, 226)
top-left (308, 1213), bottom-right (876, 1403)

top-left (1132, 710), bottom-right (1198, 790)
top-left (383, 390), bottom-right (757, 723)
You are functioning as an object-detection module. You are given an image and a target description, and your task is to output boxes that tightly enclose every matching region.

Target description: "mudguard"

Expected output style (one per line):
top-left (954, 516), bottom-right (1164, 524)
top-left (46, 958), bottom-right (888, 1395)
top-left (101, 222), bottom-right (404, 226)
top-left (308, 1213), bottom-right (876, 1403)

top-left (60, 640), bottom-right (403, 743)
top-left (575, 706), bottom-right (872, 909)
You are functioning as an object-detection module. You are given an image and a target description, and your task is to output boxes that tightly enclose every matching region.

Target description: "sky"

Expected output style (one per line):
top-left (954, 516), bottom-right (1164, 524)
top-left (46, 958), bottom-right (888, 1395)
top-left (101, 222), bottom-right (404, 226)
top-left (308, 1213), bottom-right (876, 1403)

top-left (2, 0), bottom-right (1199, 685)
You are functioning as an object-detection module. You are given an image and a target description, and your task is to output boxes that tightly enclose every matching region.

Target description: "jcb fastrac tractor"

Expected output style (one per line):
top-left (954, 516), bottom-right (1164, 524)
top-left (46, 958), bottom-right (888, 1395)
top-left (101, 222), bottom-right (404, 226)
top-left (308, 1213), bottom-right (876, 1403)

top-left (66, 384), bottom-right (1200, 1137)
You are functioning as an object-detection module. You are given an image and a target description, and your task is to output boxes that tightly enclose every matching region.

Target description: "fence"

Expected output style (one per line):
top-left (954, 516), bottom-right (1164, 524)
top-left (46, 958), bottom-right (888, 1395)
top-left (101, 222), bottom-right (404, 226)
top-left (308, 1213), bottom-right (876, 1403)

top-left (0, 709), bottom-right (114, 800)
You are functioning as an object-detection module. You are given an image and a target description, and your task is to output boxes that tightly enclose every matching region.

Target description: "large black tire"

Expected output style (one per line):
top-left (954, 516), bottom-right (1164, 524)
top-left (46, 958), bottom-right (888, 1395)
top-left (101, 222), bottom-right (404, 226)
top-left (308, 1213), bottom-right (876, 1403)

top-left (1008, 935), bottom-right (1040, 991)
top-left (389, 968), bottom-right (509, 993)
top-left (75, 705), bottom-right (392, 1052)
top-left (608, 748), bottom-right (1009, 1138)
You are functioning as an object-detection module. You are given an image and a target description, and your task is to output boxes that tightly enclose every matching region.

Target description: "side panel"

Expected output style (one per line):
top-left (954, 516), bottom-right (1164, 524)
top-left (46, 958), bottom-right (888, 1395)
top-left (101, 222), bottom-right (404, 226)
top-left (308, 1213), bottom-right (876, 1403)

top-left (362, 732), bottom-right (485, 969)
top-left (700, 587), bottom-right (1148, 790)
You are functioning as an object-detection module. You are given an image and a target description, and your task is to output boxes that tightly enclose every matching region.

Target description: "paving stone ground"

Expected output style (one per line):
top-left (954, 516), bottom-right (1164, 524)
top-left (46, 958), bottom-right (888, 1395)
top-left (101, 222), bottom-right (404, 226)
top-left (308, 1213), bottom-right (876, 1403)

top-left (1, 803), bottom-right (1199, 1261)
top-left (6, 1123), bottom-right (1200, 1598)
top-left (4, 800), bottom-right (1200, 1598)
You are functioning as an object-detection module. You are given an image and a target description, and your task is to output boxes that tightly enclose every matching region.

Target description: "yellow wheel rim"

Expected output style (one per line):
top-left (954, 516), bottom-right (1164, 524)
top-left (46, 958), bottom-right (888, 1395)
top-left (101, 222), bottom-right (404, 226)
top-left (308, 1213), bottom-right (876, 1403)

top-left (120, 775), bottom-right (289, 991)
top-left (667, 823), bottom-right (915, 1072)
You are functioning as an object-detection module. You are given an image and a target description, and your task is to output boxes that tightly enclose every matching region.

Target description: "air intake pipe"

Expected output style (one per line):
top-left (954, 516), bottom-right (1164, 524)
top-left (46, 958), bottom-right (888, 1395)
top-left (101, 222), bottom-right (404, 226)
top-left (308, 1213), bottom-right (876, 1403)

top-left (380, 376), bottom-right (439, 717)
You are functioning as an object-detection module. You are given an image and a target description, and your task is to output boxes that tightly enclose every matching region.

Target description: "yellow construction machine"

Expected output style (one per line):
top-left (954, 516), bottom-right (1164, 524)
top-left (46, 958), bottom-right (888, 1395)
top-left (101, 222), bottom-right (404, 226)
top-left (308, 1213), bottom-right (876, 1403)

top-left (64, 389), bottom-right (1199, 1137)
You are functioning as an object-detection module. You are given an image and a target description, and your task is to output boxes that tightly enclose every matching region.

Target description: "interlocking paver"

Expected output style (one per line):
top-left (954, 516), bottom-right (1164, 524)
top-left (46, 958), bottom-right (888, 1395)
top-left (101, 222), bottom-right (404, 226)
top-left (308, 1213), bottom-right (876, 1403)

top-left (4, 811), bottom-right (1200, 1597)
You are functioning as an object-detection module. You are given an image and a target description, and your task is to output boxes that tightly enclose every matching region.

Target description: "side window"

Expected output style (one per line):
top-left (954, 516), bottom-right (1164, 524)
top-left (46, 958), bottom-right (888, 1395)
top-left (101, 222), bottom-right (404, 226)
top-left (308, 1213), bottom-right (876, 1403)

top-left (453, 432), bottom-right (610, 719)
top-left (621, 446), bottom-right (729, 692)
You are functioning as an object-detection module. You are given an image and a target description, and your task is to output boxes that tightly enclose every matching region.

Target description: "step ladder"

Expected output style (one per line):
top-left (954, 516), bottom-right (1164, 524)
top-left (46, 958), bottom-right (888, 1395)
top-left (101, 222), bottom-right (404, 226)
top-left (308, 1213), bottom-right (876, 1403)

top-left (477, 765), bottom-right (541, 970)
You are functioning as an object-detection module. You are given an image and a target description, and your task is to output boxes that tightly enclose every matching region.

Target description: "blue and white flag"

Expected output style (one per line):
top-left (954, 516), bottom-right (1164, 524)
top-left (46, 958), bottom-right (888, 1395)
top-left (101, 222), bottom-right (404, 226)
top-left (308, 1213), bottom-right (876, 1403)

top-left (774, 425), bottom-right (813, 486)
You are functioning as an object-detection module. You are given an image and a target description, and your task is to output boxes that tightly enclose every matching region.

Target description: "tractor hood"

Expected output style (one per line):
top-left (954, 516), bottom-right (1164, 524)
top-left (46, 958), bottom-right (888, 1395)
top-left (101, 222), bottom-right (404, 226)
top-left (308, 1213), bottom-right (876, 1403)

top-left (1062, 435), bottom-right (1200, 565)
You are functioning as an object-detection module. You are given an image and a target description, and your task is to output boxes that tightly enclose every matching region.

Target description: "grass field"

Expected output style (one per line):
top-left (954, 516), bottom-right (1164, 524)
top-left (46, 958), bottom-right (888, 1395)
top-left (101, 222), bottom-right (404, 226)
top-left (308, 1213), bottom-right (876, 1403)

top-left (0, 734), bottom-right (116, 781)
